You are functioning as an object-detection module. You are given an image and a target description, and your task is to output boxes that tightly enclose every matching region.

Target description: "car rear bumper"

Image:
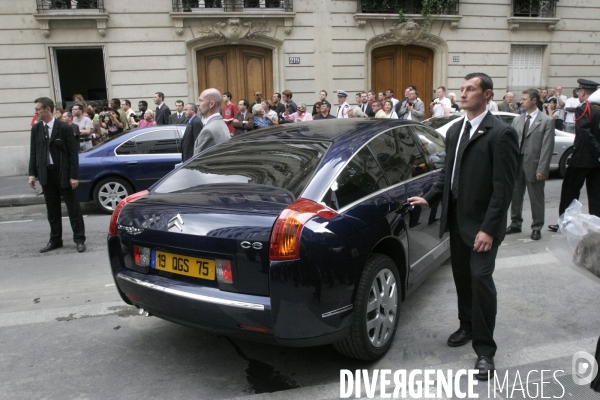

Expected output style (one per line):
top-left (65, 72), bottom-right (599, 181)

top-left (115, 269), bottom-right (276, 342)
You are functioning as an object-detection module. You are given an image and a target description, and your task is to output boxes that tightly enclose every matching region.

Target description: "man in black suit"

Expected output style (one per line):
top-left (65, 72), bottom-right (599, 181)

top-left (28, 97), bottom-right (86, 253)
top-left (181, 103), bottom-right (203, 162)
top-left (153, 92), bottom-right (171, 126)
top-left (359, 92), bottom-right (375, 117)
top-left (408, 73), bottom-right (519, 380)
top-left (549, 79), bottom-right (600, 231)
top-left (168, 100), bottom-right (188, 125)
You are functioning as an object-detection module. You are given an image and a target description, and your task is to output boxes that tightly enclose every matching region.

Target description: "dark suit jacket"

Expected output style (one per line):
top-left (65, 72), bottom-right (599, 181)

top-left (571, 102), bottom-right (600, 168)
top-left (181, 115), bottom-right (203, 162)
top-left (155, 104), bottom-right (172, 126)
top-left (29, 119), bottom-right (79, 188)
top-left (423, 112), bottom-right (519, 247)
top-left (231, 111), bottom-right (255, 136)
top-left (169, 112), bottom-right (188, 125)
top-left (359, 103), bottom-right (375, 117)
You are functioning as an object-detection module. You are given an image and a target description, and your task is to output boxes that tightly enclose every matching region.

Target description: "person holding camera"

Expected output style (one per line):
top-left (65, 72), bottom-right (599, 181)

top-left (100, 108), bottom-right (124, 138)
top-left (399, 89), bottom-right (425, 122)
top-left (430, 86), bottom-right (451, 117)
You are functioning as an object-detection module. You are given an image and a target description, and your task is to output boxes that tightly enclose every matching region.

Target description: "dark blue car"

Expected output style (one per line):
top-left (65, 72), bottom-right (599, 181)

top-left (107, 119), bottom-right (450, 360)
top-left (77, 125), bottom-right (186, 213)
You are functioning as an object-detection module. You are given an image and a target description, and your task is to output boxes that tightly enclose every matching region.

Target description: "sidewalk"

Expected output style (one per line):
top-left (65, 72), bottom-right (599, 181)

top-left (0, 175), bottom-right (45, 207)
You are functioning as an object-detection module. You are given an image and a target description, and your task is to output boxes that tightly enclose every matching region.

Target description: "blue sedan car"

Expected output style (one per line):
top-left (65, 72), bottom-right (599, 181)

top-left (77, 125), bottom-right (185, 213)
top-left (107, 119), bottom-right (450, 360)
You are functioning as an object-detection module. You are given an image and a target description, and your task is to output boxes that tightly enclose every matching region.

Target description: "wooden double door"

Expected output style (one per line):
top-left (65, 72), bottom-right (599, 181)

top-left (197, 46), bottom-right (273, 103)
top-left (371, 45), bottom-right (433, 118)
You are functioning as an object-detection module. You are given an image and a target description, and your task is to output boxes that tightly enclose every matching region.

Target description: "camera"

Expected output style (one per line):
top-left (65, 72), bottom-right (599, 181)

top-left (408, 101), bottom-right (413, 106)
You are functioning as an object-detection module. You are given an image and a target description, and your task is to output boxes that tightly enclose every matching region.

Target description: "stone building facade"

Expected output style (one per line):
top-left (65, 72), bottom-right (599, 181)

top-left (1, 0), bottom-right (598, 176)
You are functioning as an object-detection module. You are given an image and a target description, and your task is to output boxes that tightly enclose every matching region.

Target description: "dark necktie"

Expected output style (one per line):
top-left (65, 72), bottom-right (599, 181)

top-left (451, 121), bottom-right (472, 199)
top-left (520, 115), bottom-right (531, 154)
top-left (45, 124), bottom-right (51, 167)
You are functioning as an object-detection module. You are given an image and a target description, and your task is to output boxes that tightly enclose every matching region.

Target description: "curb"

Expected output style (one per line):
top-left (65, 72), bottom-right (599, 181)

top-left (0, 195), bottom-right (46, 207)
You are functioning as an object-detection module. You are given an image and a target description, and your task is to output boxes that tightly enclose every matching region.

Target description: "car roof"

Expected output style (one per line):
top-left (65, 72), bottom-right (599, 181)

top-left (85, 125), bottom-right (184, 153)
top-left (234, 119), bottom-right (422, 146)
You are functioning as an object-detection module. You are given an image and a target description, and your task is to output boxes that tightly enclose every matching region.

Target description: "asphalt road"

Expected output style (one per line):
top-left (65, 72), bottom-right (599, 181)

top-left (1, 178), bottom-right (599, 400)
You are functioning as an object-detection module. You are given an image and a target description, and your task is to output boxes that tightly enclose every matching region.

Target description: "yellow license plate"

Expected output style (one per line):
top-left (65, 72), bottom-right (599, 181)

top-left (154, 251), bottom-right (216, 280)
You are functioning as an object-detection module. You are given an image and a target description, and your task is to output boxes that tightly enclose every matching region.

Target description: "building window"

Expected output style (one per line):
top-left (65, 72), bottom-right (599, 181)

top-left (173, 0), bottom-right (292, 12)
top-left (36, 0), bottom-right (104, 12)
top-left (513, 0), bottom-right (557, 18)
top-left (357, 0), bottom-right (459, 15)
top-left (509, 45), bottom-right (543, 91)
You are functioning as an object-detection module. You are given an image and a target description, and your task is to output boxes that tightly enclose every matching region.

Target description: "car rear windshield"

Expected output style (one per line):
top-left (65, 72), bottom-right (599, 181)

top-left (153, 140), bottom-right (331, 199)
top-left (422, 114), bottom-right (463, 129)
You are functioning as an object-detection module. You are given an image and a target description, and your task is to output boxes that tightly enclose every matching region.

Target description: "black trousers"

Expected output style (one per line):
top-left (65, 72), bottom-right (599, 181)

top-left (42, 167), bottom-right (86, 245)
top-left (559, 167), bottom-right (600, 216)
top-left (448, 198), bottom-right (498, 357)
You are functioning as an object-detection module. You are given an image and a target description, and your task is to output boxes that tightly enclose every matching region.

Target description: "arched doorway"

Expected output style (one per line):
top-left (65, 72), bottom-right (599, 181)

top-left (371, 45), bottom-right (434, 117)
top-left (196, 46), bottom-right (273, 104)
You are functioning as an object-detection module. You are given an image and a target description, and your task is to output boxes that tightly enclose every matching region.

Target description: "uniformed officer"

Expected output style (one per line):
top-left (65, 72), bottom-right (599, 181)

top-left (336, 90), bottom-right (350, 119)
top-left (549, 79), bottom-right (600, 231)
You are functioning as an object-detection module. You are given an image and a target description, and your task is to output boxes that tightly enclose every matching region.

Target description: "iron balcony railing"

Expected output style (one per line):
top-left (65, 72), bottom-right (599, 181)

top-left (513, 0), bottom-right (557, 17)
top-left (36, 0), bottom-right (104, 12)
top-left (357, 0), bottom-right (459, 15)
top-left (173, 0), bottom-right (293, 12)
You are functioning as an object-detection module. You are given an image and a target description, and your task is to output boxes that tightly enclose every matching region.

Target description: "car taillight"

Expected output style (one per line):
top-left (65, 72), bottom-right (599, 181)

top-left (216, 259), bottom-right (233, 284)
top-left (269, 198), bottom-right (337, 261)
top-left (133, 245), bottom-right (151, 267)
top-left (108, 190), bottom-right (149, 236)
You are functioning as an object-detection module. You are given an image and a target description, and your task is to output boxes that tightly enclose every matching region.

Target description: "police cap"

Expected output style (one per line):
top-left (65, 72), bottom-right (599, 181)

top-left (336, 90), bottom-right (348, 98)
top-left (577, 79), bottom-right (599, 91)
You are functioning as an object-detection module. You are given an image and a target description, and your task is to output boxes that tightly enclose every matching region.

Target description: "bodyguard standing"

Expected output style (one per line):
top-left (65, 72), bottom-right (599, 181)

top-left (506, 89), bottom-right (555, 240)
top-left (28, 97), bottom-right (86, 253)
top-left (549, 79), bottom-right (600, 231)
top-left (181, 103), bottom-right (203, 162)
top-left (408, 73), bottom-right (519, 380)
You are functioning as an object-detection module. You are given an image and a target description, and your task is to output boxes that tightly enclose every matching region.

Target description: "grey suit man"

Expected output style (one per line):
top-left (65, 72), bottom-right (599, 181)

top-left (193, 88), bottom-right (231, 156)
top-left (507, 89), bottom-right (555, 240)
top-left (398, 89), bottom-right (425, 122)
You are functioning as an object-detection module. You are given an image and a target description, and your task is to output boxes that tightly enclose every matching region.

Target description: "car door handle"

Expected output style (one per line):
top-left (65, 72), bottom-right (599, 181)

top-left (127, 161), bottom-right (138, 165)
top-left (396, 202), bottom-right (414, 215)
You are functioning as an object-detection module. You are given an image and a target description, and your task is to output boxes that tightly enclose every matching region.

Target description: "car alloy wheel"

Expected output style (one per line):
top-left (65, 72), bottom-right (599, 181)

top-left (93, 177), bottom-right (133, 214)
top-left (558, 147), bottom-right (574, 178)
top-left (334, 253), bottom-right (400, 360)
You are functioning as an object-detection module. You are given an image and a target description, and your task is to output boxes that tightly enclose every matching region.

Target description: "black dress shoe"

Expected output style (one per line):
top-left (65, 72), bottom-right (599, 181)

top-left (76, 243), bottom-right (86, 253)
top-left (447, 328), bottom-right (472, 347)
top-left (505, 226), bottom-right (522, 234)
top-left (474, 356), bottom-right (495, 380)
top-left (531, 230), bottom-right (541, 240)
top-left (40, 242), bottom-right (63, 253)
top-left (548, 224), bottom-right (559, 232)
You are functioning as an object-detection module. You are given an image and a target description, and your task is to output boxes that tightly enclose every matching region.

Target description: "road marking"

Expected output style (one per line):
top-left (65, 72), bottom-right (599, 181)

top-left (105, 283), bottom-right (115, 287)
top-left (62, 215), bottom-right (88, 219)
top-left (0, 219), bottom-right (33, 224)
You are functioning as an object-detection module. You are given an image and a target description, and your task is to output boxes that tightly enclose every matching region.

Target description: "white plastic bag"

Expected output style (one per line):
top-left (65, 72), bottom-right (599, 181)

top-left (547, 199), bottom-right (600, 277)
top-left (588, 88), bottom-right (600, 105)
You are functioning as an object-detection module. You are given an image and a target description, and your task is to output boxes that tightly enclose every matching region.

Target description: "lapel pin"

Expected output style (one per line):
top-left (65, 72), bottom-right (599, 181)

top-left (478, 130), bottom-right (484, 134)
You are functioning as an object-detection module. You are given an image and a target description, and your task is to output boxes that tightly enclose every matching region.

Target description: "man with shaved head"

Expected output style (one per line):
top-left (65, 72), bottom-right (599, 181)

top-left (193, 88), bottom-right (231, 155)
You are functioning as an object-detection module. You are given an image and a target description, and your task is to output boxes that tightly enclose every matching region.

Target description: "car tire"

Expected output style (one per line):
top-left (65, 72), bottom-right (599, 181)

top-left (558, 147), bottom-right (574, 178)
top-left (334, 253), bottom-right (400, 360)
top-left (93, 177), bottom-right (133, 214)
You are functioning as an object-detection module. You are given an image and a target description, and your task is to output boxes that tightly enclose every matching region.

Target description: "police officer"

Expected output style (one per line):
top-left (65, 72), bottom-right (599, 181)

top-left (549, 79), bottom-right (600, 231)
top-left (336, 90), bottom-right (350, 118)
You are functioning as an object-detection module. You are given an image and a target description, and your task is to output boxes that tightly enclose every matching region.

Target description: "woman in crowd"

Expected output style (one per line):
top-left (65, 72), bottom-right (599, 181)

top-left (261, 101), bottom-right (279, 125)
top-left (383, 100), bottom-right (398, 119)
top-left (448, 93), bottom-right (460, 112)
top-left (253, 103), bottom-right (270, 129)
top-left (283, 102), bottom-right (313, 122)
top-left (54, 108), bottom-right (65, 120)
top-left (543, 97), bottom-right (563, 130)
top-left (72, 94), bottom-right (87, 111)
top-left (138, 109), bottom-right (155, 128)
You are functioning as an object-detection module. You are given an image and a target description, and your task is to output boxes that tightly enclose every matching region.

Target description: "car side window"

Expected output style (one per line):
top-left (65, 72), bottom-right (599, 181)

top-left (367, 127), bottom-right (428, 185)
top-left (135, 130), bottom-right (179, 154)
top-left (324, 147), bottom-right (386, 210)
top-left (115, 138), bottom-right (135, 155)
top-left (409, 125), bottom-right (447, 171)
